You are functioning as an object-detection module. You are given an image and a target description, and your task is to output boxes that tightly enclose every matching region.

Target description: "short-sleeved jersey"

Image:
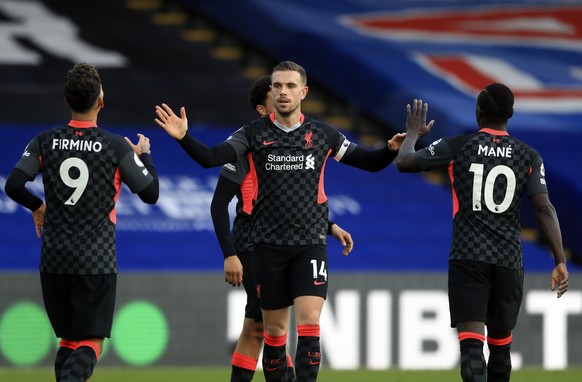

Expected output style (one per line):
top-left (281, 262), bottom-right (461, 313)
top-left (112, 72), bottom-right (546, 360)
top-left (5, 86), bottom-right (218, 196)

top-left (225, 113), bottom-right (356, 246)
top-left (14, 120), bottom-right (154, 275)
top-left (219, 154), bottom-right (257, 253)
top-left (415, 128), bottom-right (548, 269)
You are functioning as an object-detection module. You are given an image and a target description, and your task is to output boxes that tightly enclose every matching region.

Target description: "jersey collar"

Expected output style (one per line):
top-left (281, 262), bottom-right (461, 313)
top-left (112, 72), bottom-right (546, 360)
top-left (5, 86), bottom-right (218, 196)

top-left (479, 128), bottom-right (508, 136)
top-left (269, 112), bottom-right (305, 128)
top-left (68, 120), bottom-right (97, 128)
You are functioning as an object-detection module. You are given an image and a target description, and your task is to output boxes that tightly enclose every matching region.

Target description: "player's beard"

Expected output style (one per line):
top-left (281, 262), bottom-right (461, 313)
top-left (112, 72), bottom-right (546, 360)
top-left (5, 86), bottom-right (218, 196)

top-left (275, 102), bottom-right (299, 117)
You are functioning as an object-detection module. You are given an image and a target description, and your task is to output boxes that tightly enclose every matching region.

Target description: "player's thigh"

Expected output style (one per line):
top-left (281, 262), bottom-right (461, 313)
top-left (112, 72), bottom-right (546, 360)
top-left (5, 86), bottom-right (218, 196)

top-left (487, 266), bottom-right (524, 332)
top-left (253, 244), bottom-right (292, 310)
top-left (69, 274), bottom-right (117, 340)
top-left (40, 273), bottom-right (75, 338)
top-left (448, 260), bottom-right (493, 327)
top-left (239, 251), bottom-right (262, 322)
top-left (290, 245), bottom-right (328, 300)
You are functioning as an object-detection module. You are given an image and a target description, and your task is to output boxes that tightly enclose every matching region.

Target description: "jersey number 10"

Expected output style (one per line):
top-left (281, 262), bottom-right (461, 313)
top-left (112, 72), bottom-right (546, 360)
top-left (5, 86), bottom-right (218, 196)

top-left (469, 163), bottom-right (516, 214)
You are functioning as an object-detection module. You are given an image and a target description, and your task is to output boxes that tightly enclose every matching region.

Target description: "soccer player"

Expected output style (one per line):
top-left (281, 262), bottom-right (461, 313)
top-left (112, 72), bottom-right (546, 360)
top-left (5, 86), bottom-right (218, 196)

top-left (395, 85), bottom-right (569, 382)
top-left (155, 60), bottom-right (408, 382)
top-left (211, 75), bottom-right (354, 382)
top-left (4, 63), bottom-right (159, 382)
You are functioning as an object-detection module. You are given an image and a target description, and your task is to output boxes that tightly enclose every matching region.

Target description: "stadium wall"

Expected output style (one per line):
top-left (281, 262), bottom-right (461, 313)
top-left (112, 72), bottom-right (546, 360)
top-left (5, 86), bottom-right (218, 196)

top-left (0, 272), bottom-right (580, 370)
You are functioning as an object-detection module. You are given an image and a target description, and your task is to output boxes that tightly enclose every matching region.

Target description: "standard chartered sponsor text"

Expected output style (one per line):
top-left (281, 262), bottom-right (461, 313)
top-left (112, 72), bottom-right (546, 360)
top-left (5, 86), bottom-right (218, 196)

top-left (266, 153), bottom-right (304, 170)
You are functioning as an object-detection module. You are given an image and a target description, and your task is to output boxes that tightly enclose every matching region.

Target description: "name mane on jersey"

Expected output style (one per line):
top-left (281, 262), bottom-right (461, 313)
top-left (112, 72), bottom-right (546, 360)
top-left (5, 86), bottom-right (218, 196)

top-left (478, 144), bottom-right (512, 158)
top-left (52, 138), bottom-right (103, 152)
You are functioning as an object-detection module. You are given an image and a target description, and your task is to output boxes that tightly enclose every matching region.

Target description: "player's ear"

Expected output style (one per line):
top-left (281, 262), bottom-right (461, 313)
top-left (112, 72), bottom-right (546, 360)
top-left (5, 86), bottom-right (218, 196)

top-left (508, 107), bottom-right (513, 119)
top-left (475, 105), bottom-right (482, 125)
top-left (256, 104), bottom-right (267, 116)
top-left (97, 87), bottom-right (105, 109)
top-left (301, 85), bottom-right (309, 100)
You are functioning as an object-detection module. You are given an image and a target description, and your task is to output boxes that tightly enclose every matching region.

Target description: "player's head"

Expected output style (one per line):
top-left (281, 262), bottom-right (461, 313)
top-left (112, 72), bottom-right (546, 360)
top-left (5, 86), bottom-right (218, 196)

top-left (248, 75), bottom-right (273, 116)
top-left (271, 61), bottom-right (309, 116)
top-left (64, 63), bottom-right (103, 113)
top-left (272, 61), bottom-right (307, 86)
top-left (476, 82), bottom-right (514, 128)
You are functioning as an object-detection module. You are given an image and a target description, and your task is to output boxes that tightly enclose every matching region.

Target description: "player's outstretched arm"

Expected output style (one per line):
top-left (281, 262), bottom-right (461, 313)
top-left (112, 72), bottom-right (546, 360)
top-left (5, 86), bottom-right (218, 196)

top-left (387, 132), bottom-right (406, 151)
top-left (125, 133), bottom-right (151, 155)
top-left (124, 133), bottom-right (159, 204)
top-left (155, 103), bottom-right (238, 168)
top-left (155, 103), bottom-right (188, 140)
top-left (396, 99), bottom-right (434, 173)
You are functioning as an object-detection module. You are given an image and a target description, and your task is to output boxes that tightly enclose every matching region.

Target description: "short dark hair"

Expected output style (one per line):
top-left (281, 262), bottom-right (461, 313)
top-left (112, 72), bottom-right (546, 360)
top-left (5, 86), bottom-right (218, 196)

top-left (63, 63), bottom-right (102, 113)
top-left (272, 61), bottom-right (307, 85)
top-left (248, 75), bottom-right (271, 110)
top-left (477, 83), bottom-right (514, 123)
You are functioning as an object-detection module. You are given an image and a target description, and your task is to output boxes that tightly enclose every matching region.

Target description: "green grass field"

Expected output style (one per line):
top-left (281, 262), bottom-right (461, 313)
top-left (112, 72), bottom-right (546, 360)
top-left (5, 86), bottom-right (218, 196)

top-left (2, 367), bottom-right (582, 382)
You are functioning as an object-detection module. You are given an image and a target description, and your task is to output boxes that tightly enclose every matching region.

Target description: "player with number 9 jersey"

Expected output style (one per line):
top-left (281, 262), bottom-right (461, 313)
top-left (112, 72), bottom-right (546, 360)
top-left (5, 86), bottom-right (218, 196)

top-left (5, 63), bottom-right (159, 382)
top-left (14, 122), bottom-right (155, 275)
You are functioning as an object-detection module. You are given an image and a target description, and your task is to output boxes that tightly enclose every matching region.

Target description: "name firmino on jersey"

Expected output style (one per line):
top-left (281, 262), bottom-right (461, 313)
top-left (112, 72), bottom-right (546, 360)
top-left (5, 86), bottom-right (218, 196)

top-left (52, 139), bottom-right (103, 152)
top-left (478, 144), bottom-right (512, 158)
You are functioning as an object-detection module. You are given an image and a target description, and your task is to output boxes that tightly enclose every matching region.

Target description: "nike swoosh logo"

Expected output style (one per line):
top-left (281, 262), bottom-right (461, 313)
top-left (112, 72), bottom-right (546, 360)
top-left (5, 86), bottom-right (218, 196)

top-left (263, 140), bottom-right (278, 146)
top-left (313, 281), bottom-right (327, 286)
top-left (309, 361), bottom-right (321, 365)
top-left (265, 366), bottom-right (280, 372)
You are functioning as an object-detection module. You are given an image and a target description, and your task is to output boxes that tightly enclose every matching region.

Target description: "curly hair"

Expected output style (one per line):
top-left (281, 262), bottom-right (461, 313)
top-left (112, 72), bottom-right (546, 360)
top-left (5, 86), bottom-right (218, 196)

top-left (63, 63), bottom-right (102, 113)
top-left (477, 83), bottom-right (514, 124)
top-left (248, 75), bottom-right (271, 110)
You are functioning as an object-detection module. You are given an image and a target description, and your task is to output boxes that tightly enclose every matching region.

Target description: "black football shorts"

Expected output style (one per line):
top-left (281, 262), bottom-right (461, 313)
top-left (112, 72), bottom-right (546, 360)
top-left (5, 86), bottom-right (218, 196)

top-left (448, 260), bottom-right (523, 331)
top-left (40, 273), bottom-right (117, 339)
top-left (253, 243), bottom-right (328, 310)
top-left (238, 250), bottom-right (263, 322)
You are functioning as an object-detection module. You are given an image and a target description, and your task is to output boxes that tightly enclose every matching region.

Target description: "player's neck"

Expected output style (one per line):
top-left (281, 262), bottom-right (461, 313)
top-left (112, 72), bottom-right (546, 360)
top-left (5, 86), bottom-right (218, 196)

top-left (70, 110), bottom-right (98, 124)
top-left (274, 110), bottom-right (302, 128)
top-left (479, 121), bottom-right (507, 132)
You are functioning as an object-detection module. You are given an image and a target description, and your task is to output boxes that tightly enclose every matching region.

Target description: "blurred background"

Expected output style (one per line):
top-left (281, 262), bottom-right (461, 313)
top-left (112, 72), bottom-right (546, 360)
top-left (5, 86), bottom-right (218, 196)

top-left (0, 0), bottom-right (581, 372)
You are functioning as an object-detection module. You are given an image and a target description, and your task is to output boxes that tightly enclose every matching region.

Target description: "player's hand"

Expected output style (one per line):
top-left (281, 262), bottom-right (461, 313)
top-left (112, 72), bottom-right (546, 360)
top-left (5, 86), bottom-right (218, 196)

top-left (224, 255), bottom-right (243, 287)
top-left (387, 132), bottom-right (406, 151)
top-left (406, 99), bottom-right (434, 138)
top-left (125, 133), bottom-right (151, 155)
top-left (32, 203), bottom-right (46, 239)
top-left (550, 262), bottom-right (569, 298)
top-left (155, 103), bottom-right (188, 140)
top-left (330, 223), bottom-right (354, 256)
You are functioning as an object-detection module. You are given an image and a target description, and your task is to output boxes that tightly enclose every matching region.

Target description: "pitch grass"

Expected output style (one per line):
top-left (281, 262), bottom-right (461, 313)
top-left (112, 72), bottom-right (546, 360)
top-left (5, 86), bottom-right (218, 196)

top-left (2, 367), bottom-right (582, 382)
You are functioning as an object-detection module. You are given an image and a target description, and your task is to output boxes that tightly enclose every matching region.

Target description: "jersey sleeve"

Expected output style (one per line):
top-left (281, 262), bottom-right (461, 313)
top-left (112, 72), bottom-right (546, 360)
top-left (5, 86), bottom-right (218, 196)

top-left (225, 125), bottom-right (252, 159)
top-left (526, 151), bottom-right (549, 196)
top-left (210, 175), bottom-right (240, 258)
top-left (324, 125), bottom-right (357, 161)
top-left (115, 137), bottom-right (154, 193)
top-left (415, 136), bottom-right (457, 171)
top-left (14, 136), bottom-right (42, 177)
top-left (219, 156), bottom-right (250, 186)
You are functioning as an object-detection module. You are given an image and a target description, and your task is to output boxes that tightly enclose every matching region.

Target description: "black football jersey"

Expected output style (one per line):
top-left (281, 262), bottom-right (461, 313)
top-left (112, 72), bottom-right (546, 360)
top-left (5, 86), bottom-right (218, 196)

top-left (14, 120), bottom-right (154, 275)
top-left (218, 154), bottom-right (256, 253)
top-left (226, 114), bottom-right (356, 246)
top-left (415, 128), bottom-right (548, 269)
